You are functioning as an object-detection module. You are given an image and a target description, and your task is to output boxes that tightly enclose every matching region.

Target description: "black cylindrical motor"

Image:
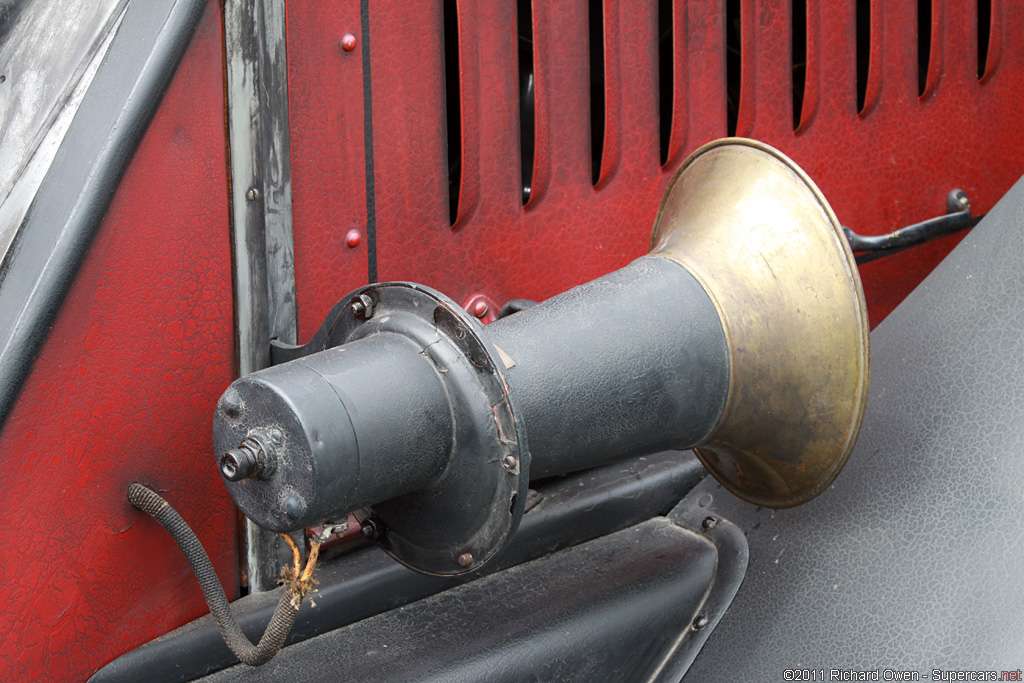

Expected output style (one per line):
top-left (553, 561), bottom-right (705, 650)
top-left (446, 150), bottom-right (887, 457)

top-left (216, 257), bottom-right (730, 526)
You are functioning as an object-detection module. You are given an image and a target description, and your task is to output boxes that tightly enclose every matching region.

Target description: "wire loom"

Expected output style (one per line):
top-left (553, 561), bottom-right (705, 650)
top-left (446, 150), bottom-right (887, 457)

top-left (127, 483), bottom-right (320, 666)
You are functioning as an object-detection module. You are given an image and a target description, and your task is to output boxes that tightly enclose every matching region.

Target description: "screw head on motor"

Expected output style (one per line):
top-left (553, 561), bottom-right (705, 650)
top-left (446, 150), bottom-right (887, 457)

top-left (220, 447), bottom-right (256, 481)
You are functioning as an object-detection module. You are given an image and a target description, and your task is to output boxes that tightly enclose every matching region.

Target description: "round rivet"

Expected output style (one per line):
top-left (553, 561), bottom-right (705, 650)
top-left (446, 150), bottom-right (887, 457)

top-left (284, 492), bottom-right (307, 520)
top-left (692, 613), bottom-right (709, 630)
top-left (345, 229), bottom-right (362, 249)
top-left (221, 389), bottom-right (242, 418)
top-left (340, 33), bottom-right (357, 52)
top-left (471, 300), bottom-right (488, 318)
top-left (458, 553), bottom-right (474, 567)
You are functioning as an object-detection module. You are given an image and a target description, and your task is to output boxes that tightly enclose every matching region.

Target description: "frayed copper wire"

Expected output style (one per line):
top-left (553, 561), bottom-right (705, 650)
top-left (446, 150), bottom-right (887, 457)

top-left (300, 540), bottom-right (321, 582)
top-left (278, 533), bottom-right (322, 609)
top-left (279, 532), bottom-right (303, 574)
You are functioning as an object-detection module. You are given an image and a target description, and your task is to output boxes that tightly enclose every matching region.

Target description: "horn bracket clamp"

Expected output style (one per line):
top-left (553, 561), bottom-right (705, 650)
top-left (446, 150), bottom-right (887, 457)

top-left (231, 283), bottom-right (530, 576)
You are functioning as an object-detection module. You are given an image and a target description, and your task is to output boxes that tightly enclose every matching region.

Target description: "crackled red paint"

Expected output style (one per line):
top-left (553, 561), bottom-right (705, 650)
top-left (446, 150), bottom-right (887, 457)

top-left (288, 0), bottom-right (1024, 335)
top-left (0, 3), bottom-right (237, 680)
top-left (2, 0), bottom-right (1024, 679)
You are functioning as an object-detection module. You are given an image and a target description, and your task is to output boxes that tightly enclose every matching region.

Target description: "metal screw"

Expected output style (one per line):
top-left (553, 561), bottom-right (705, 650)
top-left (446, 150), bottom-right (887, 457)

top-left (340, 33), bottom-right (357, 52)
top-left (220, 435), bottom-right (276, 481)
top-left (692, 613), bottom-right (709, 630)
top-left (220, 447), bottom-right (257, 482)
top-left (351, 294), bottom-right (374, 319)
top-left (501, 455), bottom-right (517, 471)
top-left (246, 187), bottom-right (259, 202)
top-left (360, 519), bottom-right (378, 539)
top-left (458, 552), bottom-right (474, 567)
top-left (269, 428), bottom-right (284, 446)
top-left (702, 516), bottom-right (718, 530)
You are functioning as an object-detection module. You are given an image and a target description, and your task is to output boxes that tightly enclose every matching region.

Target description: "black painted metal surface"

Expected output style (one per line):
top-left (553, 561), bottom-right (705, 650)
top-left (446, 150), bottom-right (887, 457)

top-left (685, 174), bottom-right (1024, 679)
top-left (222, 256), bottom-right (729, 572)
top-left (200, 518), bottom-right (720, 683)
top-left (91, 452), bottom-right (707, 683)
top-left (218, 282), bottom-right (531, 576)
top-left (487, 256), bottom-right (730, 479)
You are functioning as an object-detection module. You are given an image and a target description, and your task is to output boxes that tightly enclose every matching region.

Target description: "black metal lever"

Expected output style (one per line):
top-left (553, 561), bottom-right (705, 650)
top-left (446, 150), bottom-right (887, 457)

top-left (845, 189), bottom-right (982, 265)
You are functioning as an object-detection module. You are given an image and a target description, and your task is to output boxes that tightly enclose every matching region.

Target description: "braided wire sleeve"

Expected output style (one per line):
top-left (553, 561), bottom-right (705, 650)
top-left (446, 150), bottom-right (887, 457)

top-left (127, 483), bottom-right (298, 666)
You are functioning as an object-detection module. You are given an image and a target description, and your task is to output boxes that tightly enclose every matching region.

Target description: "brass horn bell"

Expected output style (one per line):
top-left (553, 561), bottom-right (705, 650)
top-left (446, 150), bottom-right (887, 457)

top-left (652, 138), bottom-right (870, 507)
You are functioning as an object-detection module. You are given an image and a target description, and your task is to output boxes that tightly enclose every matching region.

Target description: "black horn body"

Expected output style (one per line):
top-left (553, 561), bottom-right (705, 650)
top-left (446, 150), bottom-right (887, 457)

top-left (213, 139), bottom-right (870, 576)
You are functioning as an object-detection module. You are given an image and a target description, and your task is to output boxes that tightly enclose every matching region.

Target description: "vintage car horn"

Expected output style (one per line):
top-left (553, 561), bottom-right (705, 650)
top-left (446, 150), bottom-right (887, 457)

top-left (213, 138), bottom-right (870, 576)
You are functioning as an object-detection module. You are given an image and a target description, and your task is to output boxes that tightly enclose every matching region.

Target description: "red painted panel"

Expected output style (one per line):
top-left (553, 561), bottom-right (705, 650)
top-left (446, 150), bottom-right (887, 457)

top-left (287, 0), bottom-right (1024, 333)
top-left (451, 0), bottom-right (521, 229)
top-left (287, 0), bottom-right (370, 340)
top-left (372, 0), bottom-right (664, 304)
top-left (777, 0), bottom-right (1024, 325)
top-left (0, 3), bottom-right (237, 680)
top-left (0, 2), bottom-right (1013, 677)
top-left (674, 0), bottom-right (727, 159)
top-left (371, 1), bottom-right (452, 285)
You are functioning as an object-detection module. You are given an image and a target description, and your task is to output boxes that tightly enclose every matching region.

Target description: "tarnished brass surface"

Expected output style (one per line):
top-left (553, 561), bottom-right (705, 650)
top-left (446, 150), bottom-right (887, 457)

top-left (650, 138), bottom-right (870, 507)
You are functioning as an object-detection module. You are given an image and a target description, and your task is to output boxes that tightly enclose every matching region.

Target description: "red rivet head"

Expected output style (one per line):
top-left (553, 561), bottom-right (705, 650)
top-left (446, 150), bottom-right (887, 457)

top-left (345, 229), bottom-right (362, 249)
top-left (471, 300), bottom-right (489, 318)
top-left (340, 33), bottom-right (357, 52)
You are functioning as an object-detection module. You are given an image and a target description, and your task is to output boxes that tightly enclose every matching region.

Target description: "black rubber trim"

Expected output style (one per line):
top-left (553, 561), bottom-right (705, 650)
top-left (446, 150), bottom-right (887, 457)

top-left (201, 518), bottom-right (717, 682)
top-left (360, 0), bottom-right (377, 283)
top-left (0, 0), bottom-right (209, 429)
top-left (658, 479), bottom-right (749, 680)
top-left (90, 452), bottom-right (706, 682)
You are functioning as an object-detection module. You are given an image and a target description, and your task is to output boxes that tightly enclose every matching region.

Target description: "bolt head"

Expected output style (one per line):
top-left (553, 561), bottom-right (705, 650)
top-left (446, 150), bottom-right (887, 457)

top-left (471, 300), bottom-right (488, 318)
top-left (351, 294), bottom-right (374, 320)
top-left (701, 516), bottom-right (718, 530)
top-left (501, 455), bottom-right (517, 471)
top-left (458, 552), bottom-right (474, 567)
top-left (360, 520), bottom-right (378, 539)
top-left (340, 33), bottom-right (357, 52)
top-left (220, 448), bottom-right (255, 482)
